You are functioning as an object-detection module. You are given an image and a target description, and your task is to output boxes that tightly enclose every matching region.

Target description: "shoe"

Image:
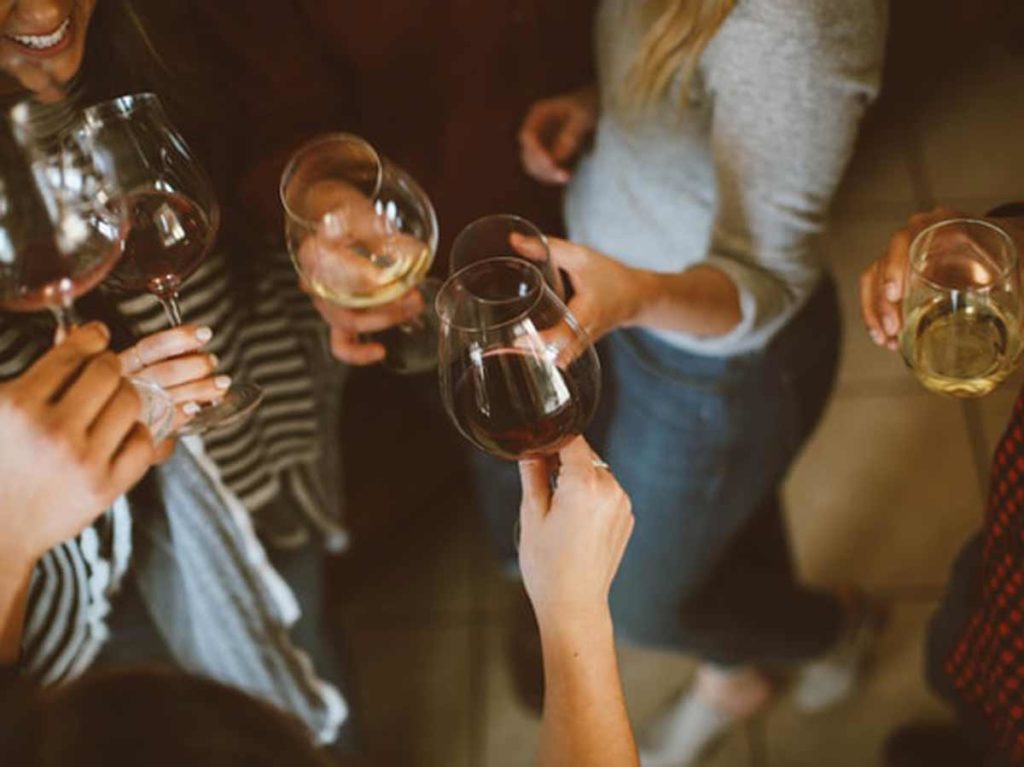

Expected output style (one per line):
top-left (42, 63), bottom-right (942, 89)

top-left (793, 589), bottom-right (888, 713)
top-left (506, 586), bottom-right (544, 715)
top-left (882, 722), bottom-right (987, 766)
top-left (639, 667), bottom-right (771, 767)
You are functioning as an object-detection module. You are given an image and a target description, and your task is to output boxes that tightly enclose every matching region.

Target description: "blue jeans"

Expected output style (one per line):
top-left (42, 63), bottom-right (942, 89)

top-left (475, 278), bottom-right (843, 666)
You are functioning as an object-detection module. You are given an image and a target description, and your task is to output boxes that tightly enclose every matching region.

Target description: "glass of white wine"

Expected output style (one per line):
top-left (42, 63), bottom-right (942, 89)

top-left (900, 218), bottom-right (1022, 397)
top-left (280, 133), bottom-right (438, 373)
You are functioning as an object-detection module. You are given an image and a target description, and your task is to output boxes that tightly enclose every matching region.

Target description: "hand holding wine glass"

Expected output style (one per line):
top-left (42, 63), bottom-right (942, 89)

top-left (281, 133), bottom-right (439, 373)
top-left (437, 257), bottom-right (600, 461)
top-left (0, 323), bottom-right (157, 570)
top-left (896, 218), bottom-right (1022, 397)
top-left (67, 93), bottom-right (263, 432)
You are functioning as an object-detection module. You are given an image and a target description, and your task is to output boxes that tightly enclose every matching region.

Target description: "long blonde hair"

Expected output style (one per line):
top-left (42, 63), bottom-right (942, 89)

top-left (622, 0), bottom-right (737, 111)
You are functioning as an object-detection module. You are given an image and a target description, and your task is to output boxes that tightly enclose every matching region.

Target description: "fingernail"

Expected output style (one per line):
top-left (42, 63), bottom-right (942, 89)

top-left (208, 354), bottom-right (219, 368)
top-left (883, 282), bottom-right (901, 302)
top-left (869, 329), bottom-right (885, 345)
top-left (882, 315), bottom-right (899, 335)
top-left (183, 402), bottom-right (201, 416)
top-left (214, 375), bottom-right (232, 390)
top-left (195, 326), bottom-right (213, 343)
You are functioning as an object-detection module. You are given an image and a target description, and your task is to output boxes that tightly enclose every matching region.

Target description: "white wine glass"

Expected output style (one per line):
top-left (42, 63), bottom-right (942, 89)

top-left (900, 218), bottom-right (1022, 397)
top-left (280, 133), bottom-right (439, 373)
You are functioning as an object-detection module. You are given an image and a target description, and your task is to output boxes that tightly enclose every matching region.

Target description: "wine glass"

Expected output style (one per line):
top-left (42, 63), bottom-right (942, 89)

top-left (280, 133), bottom-right (439, 373)
top-left (0, 108), bottom-right (174, 440)
top-left (900, 218), bottom-right (1023, 397)
top-left (66, 93), bottom-right (263, 433)
top-left (449, 214), bottom-right (564, 299)
top-left (435, 257), bottom-right (600, 460)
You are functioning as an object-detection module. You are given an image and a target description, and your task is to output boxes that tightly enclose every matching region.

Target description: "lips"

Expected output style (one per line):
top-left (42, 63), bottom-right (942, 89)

top-left (5, 17), bottom-right (72, 54)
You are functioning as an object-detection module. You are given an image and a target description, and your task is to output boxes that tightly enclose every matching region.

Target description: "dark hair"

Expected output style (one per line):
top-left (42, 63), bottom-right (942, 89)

top-left (0, 667), bottom-right (345, 767)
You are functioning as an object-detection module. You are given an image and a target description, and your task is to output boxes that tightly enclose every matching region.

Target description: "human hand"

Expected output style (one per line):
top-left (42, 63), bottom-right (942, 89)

top-left (518, 86), bottom-right (599, 186)
top-left (120, 324), bottom-right (223, 431)
top-left (513, 234), bottom-right (644, 343)
top-left (308, 287), bottom-right (424, 365)
top-left (0, 323), bottom-right (156, 570)
top-left (518, 438), bottom-right (633, 631)
top-left (859, 207), bottom-right (962, 350)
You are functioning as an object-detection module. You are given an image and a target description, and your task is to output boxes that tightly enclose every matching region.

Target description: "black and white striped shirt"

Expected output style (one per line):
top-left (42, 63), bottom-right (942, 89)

top-left (3, 248), bottom-right (346, 685)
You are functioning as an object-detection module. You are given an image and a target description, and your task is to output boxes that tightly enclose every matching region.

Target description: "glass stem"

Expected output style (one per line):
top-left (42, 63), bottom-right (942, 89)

top-left (159, 293), bottom-right (184, 327)
top-left (49, 293), bottom-right (80, 342)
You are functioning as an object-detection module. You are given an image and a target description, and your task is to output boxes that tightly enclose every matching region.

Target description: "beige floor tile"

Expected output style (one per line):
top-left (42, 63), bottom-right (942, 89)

top-left (760, 601), bottom-right (951, 767)
top-left (478, 624), bottom-right (541, 767)
top-left (347, 623), bottom-right (473, 767)
top-left (784, 391), bottom-right (982, 592)
top-left (831, 110), bottom-right (922, 221)
top-left (918, 49), bottom-right (1024, 204)
top-left (617, 643), bottom-right (752, 767)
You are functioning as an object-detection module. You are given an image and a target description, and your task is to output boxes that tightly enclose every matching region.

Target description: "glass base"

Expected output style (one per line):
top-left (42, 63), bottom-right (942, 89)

top-left (132, 378), bottom-right (176, 443)
top-left (178, 381), bottom-right (264, 436)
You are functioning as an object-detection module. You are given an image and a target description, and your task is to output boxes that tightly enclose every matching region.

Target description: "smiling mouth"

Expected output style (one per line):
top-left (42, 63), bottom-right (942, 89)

top-left (6, 17), bottom-right (72, 52)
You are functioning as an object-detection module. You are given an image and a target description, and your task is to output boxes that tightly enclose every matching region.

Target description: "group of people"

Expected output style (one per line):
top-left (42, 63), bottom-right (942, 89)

top-left (1, 0), bottom-right (1023, 765)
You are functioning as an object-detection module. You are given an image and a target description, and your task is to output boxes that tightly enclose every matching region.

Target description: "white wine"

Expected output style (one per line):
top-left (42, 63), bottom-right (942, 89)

top-left (304, 235), bottom-right (432, 308)
top-left (902, 297), bottom-right (1021, 397)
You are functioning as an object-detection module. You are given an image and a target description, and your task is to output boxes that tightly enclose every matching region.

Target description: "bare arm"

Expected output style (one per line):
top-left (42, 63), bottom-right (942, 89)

top-left (518, 438), bottom-right (638, 767)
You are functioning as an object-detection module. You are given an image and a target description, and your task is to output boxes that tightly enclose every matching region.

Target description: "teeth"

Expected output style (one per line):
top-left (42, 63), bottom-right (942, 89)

top-left (9, 18), bottom-right (70, 50)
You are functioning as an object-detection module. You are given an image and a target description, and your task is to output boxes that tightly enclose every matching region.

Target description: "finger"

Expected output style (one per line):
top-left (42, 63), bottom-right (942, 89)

top-left (166, 374), bottom-right (232, 405)
top-left (859, 264), bottom-right (888, 346)
top-left (519, 144), bottom-right (570, 186)
top-left (314, 291), bottom-right (423, 335)
top-left (557, 435), bottom-right (601, 473)
top-left (509, 232), bottom-right (550, 265)
top-left (544, 237), bottom-right (589, 274)
top-left (54, 352), bottom-right (125, 432)
top-left (20, 322), bottom-right (110, 401)
top-left (550, 113), bottom-right (590, 164)
top-left (134, 353), bottom-right (218, 389)
top-left (518, 109), bottom-right (571, 185)
top-left (106, 424), bottom-right (157, 498)
top-left (329, 329), bottom-right (386, 365)
top-left (877, 230), bottom-right (912, 340)
top-left (121, 325), bottom-right (214, 373)
top-left (88, 380), bottom-right (144, 461)
top-left (519, 458), bottom-right (554, 521)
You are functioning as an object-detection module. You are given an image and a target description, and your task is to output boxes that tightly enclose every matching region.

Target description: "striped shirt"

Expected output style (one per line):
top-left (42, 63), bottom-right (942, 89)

top-left (3, 248), bottom-right (346, 685)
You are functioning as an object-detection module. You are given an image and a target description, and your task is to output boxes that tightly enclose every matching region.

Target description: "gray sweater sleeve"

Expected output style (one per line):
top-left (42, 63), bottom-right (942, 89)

top-left (700, 0), bottom-right (887, 346)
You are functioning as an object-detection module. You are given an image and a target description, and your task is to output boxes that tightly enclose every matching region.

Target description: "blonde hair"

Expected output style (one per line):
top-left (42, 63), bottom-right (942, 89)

top-left (622, 0), bottom-right (737, 111)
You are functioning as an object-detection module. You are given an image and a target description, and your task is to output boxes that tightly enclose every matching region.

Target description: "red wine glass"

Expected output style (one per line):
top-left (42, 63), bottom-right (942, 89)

top-left (0, 110), bottom-right (175, 440)
top-left (435, 257), bottom-right (600, 460)
top-left (68, 93), bottom-right (263, 434)
top-left (449, 214), bottom-right (565, 299)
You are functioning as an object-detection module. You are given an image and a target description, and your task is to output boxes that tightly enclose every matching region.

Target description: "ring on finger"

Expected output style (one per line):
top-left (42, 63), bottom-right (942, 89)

top-left (591, 459), bottom-right (611, 471)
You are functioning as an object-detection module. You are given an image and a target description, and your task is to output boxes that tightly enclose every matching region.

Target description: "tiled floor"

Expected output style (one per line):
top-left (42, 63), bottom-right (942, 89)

top-left (331, 34), bottom-right (1024, 767)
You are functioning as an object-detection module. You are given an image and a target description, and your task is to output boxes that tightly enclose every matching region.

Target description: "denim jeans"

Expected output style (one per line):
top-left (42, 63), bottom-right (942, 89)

top-left (475, 277), bottom-right (844, 666)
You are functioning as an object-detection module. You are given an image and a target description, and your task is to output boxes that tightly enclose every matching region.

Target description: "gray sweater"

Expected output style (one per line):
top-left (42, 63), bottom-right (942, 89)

top-left (566, 0), bottom-right (887, 355)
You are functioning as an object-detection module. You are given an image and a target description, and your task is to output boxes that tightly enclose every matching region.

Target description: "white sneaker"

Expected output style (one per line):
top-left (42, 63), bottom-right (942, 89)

top-left (793, 593), bottom-right (888, 713)
top-left (638, 690), bottom-right (734, 767)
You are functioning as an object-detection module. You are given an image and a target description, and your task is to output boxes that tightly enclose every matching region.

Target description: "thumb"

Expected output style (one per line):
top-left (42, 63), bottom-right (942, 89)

top-left (545, 237), bottom-right (588, 275)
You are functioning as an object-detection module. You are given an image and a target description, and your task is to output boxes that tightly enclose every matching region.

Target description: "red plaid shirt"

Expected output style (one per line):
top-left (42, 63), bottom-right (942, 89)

top-left (947, 385), bottom-right (1024, 761)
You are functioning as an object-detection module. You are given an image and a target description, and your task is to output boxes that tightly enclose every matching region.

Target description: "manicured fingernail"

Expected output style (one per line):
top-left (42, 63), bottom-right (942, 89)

top-left (214, 375), bottom-right (232, 390)
top-left (183, 402), bottom-right (201, 416)
top-left (882, 315), bottom-right (899, 335)
top-left (883, 282), bottom-right (900, 302)
top-left (208, 354), bottom-right (219, 368)
top-left (869, 329), bottom-right (884, 345)
top-left (196, 326), bottom-right (213, 343)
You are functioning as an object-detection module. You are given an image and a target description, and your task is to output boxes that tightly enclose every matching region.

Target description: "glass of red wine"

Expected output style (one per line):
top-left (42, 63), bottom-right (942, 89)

top-left (435, 257), bottom-right (600, 461)
top-left (449, 214), bottom-right (565, 300)
top-left (0, 108), bottom-right (175, 441)
top-left (67, 93), bottom-right (263, 434)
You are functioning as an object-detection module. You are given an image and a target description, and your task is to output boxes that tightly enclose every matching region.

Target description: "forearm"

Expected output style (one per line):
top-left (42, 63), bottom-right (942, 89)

top-left (0, 555), bottom-right (35, 666)
top-left (536, 609), bottom-right (638, 767)
top-left (629, 265), bottom-right (742, 338)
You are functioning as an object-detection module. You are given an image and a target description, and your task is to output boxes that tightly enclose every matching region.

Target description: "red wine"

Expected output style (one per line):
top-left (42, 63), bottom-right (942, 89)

top-left (105, 190), bottom-right (212, 296)
top-left (0, 239), bottom-right (119, 313)
top-left (451, 347), bottom-right (597, 459)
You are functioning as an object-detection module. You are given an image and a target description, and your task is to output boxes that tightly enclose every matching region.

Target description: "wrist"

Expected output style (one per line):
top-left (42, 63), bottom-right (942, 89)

top-left (535, 602), bottom-right (614, 647)
top-left (623, 268), bottom-right (660, 328)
